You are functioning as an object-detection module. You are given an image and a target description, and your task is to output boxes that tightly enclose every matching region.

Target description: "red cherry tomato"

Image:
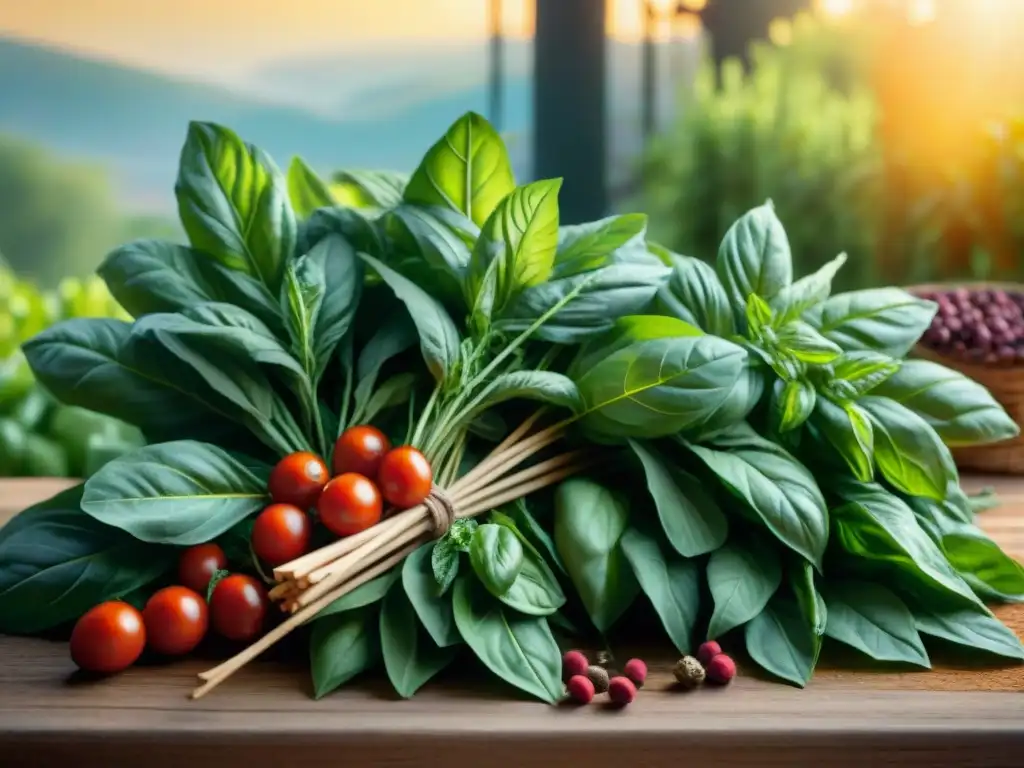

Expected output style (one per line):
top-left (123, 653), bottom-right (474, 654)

top-left (209, 574), bottom-right (268, 642)
top-left (268, 451), bottom-right (329, 509)
top-left (317, 473), bottom-right (383, 537)
top-left (251, 503), bottom-right (312, 566)
top-left (142, 586), bottom-right (209, 656)
top-left (332, 425), bottom-right (391, 479)
top-left (177, 543), bottom-right (227, 595)
top-left (378, 446), bottom-right (433, 508)
top-left (70, 601), bottom-right (146, 674)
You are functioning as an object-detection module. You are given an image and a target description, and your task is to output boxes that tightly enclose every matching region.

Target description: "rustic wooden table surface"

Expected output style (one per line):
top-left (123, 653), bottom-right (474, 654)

top-left (1, 476), bottom-right (1022, 767)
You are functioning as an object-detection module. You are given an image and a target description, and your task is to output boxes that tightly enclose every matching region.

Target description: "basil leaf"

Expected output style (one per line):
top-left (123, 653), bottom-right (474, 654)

top-left (822, 581), bottom-right (930, 667)
top-left (313, 569), bottom-right (400, 621)
top-left (831, 351), bottom-right (899, 396)
top-left (772, 379), bottom-right (816, 433)
top-left (404, 112), bottom-right (515, 227)
top-left (469, 524), bottom-right (524, 598)
top-left (937, 524), bottom-right (1024, 602)
top-left (553, 478), bottom-right (639, 632)
top-left (706, 539), bottom-right (782, 640)
top-left (380, 583), bottom-right (457, 698)
top-left (286, 156), bottom-right (334, 218)
top-left (791, 559), bottom-right (826, 667)
top-left (686, 424), bottom-right (829, 570)
top-left (334, 169), bottom-right (408, 209)
top-left (872, 360), bottom-right (1019, 447)
top-left (575, 334), bottom-right (748, 439)
top-left (628, 440), bottom-right (728, 557)
top-left (402, 543), bottom-right (460, 647)
top-left (804, 288), bottom-right (937, 358)
top-left (745, 294), bottom-right (773, 336)
top-left (471, 371), bottom-right (582, 417)
top-left (386, 204), bottom-right (473, 288)
top-left (507, 499), bottom-right (567, 577)
top-left (769, 252), bottom-right (848, 324)
top-left (175, 122), bottom-right (295, 293)
top-left (0, 485), bottom-right (171, 634)
top-left (808, 398), bottom-right (874, 482)
top-left (859, 396), bottom-right (956, 501)
top-left (654, 252), bottom-right (735, 337)
top-left (498, 546), bottom-right (566, 617)
top-left (744, 595), bottom-right (816, 687)
top-left (309, 606), bottom-right (380, 699)
top-left (776, 320), bottom-right (842, 365)
top-left (687, 363), bottom-right (765, 441)
top-left (553, 214), bottom-right (648, 278)
top-left (359, 254), bottom-right (459, 384)
top-left (81, 441), bottom-right (268, 546)
top-left (569, 314), bottom-right (704, 379)
top-left (620, 523), bottom-right (700, 654)
top-left (303, 234), bottom-right (363, 381)
top-left (452, 575), bottom-right (563, 703)
top-left (913, 605), bottom-right (1024, 660)
top-left (717, 202), bottom-right (793, 324)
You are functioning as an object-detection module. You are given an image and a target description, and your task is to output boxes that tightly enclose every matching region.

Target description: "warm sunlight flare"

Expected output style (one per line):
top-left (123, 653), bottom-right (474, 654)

top-left (816, 0), bottom-right (856, 19)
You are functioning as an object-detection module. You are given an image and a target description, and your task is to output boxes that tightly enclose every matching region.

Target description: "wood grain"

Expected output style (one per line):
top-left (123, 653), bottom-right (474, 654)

top-left (1, 478), bottom-right (1023, 767)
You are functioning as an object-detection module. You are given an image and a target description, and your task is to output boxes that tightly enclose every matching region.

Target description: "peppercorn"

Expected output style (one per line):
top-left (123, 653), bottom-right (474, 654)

top-left (607, 675), bottom-right (637, 706)
top-left (672, 655), bottom-right (705, 690)
top-left (697, 640), bottom-right (722, 666)
top-left (706, 653), bottom-right (737, 685)
top-left (595, 649), bottom-right (612, 666)
top-left (562, 649), bottom-right (589, 680)
top-left (623, 658), bottom-right (647, 688)
top-left (586, 664), bottom-right (610, 693)
top-left (566, 674), bottom-right (595, 704)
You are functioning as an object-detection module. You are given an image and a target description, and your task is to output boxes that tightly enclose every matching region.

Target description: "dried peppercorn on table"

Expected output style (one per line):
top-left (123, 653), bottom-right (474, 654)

top-left (1, 477), bottom-right (1022, 768)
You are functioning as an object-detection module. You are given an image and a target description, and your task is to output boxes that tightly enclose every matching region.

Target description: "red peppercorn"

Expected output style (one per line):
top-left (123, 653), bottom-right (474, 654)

top-left (607, 676), bottom-right (637, 706)
top-left (566, 674), bottom-right (595, 704)
top-left (562, 649), bottom-right (589, 680)
top-left (697, 640), bottom-right (722, 666)
top-left (623, 658), bottom-right (647, 688)
top-left (706, 653), bottom-right (737, 685)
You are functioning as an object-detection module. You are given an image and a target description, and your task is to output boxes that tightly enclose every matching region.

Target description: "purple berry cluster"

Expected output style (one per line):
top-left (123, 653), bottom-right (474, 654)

top-left (917, 287), bottom-right (1024, 366)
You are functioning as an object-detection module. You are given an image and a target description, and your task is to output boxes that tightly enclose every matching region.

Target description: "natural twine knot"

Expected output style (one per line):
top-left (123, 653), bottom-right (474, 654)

top-left (424, 486), bottom-right (457, 537)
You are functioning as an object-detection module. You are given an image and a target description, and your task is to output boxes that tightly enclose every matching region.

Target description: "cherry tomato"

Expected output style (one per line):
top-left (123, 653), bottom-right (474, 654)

top-left (177, 543), bottom-right (227, 595)
top-left (142, 586), bottom-right (209, 656)
top-left (251, 503), bottom-right (312, 566)
top-left (209, 574), bottom-right (268, 642)
top-left (69, 601), bottom-right (146, 674)
top-left (268, 451), bottom-right (329, 510)
top-left (317, 473), bottom-right (382, 537)
top-left (332, 425), bottom-right (391, 479)
top-left (378, 446), bottom-right (433, 508)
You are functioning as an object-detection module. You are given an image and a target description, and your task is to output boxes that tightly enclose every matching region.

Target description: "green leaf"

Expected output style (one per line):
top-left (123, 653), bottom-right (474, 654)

top-left (333, 170), bottom-right (408, 209)
top-left (804, 288), bottom-right (937, 358)
top-left (872, 360), bottom-right (1019, 447)
top-left (706, 539), bottom-right (782, 640)
top-left (569, 314), bottom-right (704, 379)
top-left (471, 371), bottom-right (582, 418)
top-left (309, 606), bottom-right (380, 699)
top-left (772, 379), bottom-right (816, 433)
top-left (769, 252), bottom-right (848, 324)
top-left (361, 373), bottom-right (416, 423)
top-left (430, 538), bottom-right (461, 595)
top-left (313, 569), bottom-right (400, 621)
top-left (467, 179), bottom-right (561, 322)
top-left (808, 398), bottom-right (874, 482)
top-left (81, 441), bottom-right (268, 546)
top-left (620, 523), bottom-right (700, 654)
top-left (507, 499), bottom-right (567, 576)
top-left (686, 424), bottom-right (828, 570)
top-left (822, 581), bottom-right (930, 667)
top-left (552, 214), bottom-right (648, 278)
top-left (404, 111), bottom-right (515, 227)
top-left (287, 157), bottom-right (334, 218)
top-left (654, 252), bottom-right (735, 336)
top-left (859, 396), bottom-right (956, 502)
top-left (791, 559), bottom-right (827, 667)
top-left (175, 122), bottom-right (295, 292)
top-left (717, 202), bottom-right (793, 323)
top-left (575, 333), bottom-right (748, 439)
top-left (627, 440), bottom-right (728, 557)
top-left (452, 575), bottom-right (563, 703)
top-left (745, 293), bottom-right (773, 336)
top-left (0, 485), bottom-right (172, 634)
top-left (913, 605), bottom-right (1024, 660)
top-left (497, 542), bottom-right (566, 617)
top-left (386, 205), bottom-right (473, 293)
top-left (938, 524), bottom-right (1024, 602)
top-left (469, 524), bottom-right (525, 598)
top-left (745, 595), bottom-right (816, 687)
top-left (776, 320), bottom-right (842, 365)
top-left (402, 543), bottom-right (461, 647)
top-left (302, 234), bottom-right (363, 381)
top-left (359, 254), bottom-right (460, 384)
top-left (831, 351), bottom-right (899, 396)
top-left (380, 583), bottom-right (457, 698)
top-left (553, 478), bottom-right (639, 632)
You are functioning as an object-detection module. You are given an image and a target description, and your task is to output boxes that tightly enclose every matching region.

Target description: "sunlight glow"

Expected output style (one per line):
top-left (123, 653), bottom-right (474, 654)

top-left (816, 0), bottom-right (856, 19)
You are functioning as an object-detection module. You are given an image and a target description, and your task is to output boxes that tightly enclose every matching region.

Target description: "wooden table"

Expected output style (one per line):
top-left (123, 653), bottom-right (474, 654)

top-left (1, 477), bottom-right (1023, 767)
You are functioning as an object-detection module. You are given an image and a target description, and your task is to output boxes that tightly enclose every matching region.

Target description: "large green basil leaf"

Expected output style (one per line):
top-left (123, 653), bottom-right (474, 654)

top-left (491, 518), bottom-right (565, 617)
top-left (706, 539), bottom-right (782, 639)
top-left (334, 169), bottom-right (408, 209)
top-left (569, 314), bottom-right (703, 379)
top-left (620, 523), bottom-right (700, 654)
top-left (312, 570), bottom-right (401, 621)
top-left (769, 252), bottom-right (848, 324)
top-left (744, 595), bottom-right (816, 687)
top-left (380, 583), bottom-right (457, 698)
top-left (403, 112), bottom-right (515, 227)
top-left (808, 397), bottom-right (874, 482)
top-left (912, 605), bottom-right (1024, 660)
top-left (175, 122), bottom-right (295, 292)
top-left (872, 360), bottom-right (1019, 447)
top-left (402, 543), bottom-right (461, 647)
top-left (452, 575), bottom-right (563, 703)
top-left (628, 440), bottom-right (727, 557)
top-left (359, 254), bottom-right (459, 384)
top-left (936, 523), bottom-right (1024, 602)
top-left (686, 424), bottom-right (828, 570)
top-left (772, 379), bottom-right (816, 433)
top-left (803, 288), bottom-right (936, 357)
top-left (386, 204), bottom-right (473, 282)
top-left (830, 351), bottom-right (899, 397)
top-left (508, 499), bottom-right (567, 577)
top-left (552, 214), bottom-right (648, 278)
top-left (687, 362), bottom-right (766, 441)
top-left (776, 320), bottom-right (842, 365)
top-left (81, 441), bottom-right (268, 546)
top-left (859, 396), bottom-right (956, 501)
top-left (471, 371), bottom-right (582, 418)
top-left (553, 478), bottom-right (639, 632)
top-left (469, 523), bottom-right (524, 598)
top-left (298, 206), bottom-right (386, 260)
top-left (655, 253), bottom-right (735, 337)
top-left (716, 202), bottom-right (793, 324)
top-left (467, 179), bottom-right (561, 322)
top-left (309, 605), bottom-right (380, 699)
top-left (286, 157), bottom-right (334, 217)
top-left (574, 334), bottom-right (748, 439)
top-left (822, 580), bottom-right (930, 667)
top-left (0, 485), bottom-right (172, 634)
